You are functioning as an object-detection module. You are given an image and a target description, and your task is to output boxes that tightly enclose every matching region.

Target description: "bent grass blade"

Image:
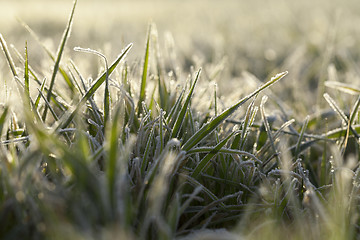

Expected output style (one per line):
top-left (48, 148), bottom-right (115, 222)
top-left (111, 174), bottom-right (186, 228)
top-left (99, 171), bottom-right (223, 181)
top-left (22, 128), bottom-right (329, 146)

top-left (56, 43), bottom-right (133, 131)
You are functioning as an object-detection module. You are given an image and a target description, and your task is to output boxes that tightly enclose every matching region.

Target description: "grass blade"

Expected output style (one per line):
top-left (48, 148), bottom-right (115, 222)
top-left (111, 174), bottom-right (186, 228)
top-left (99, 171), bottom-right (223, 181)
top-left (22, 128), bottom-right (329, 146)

top-left (182, 71), bottom-right (288, 151)
top-left (260, 96), bottom-right (280, 164)
top-left (171, 69), bottom-right (201, 138)
top-left (24, 42), bottom-right (30, 98)
top-left (73, 47), bottom-right (110, 125)
top-left (137, 24), bottom-right (151, 117)
top-left (0, 106), bottom-right (9, 137)
top-left (0, 34), bottom-right (18, 77)
top-left (294, 115), bottom-right (310, 159)
top-left (324, 93), bottom-right (359, 139)
top-left (325, 81), bottom-right (360, 95)
top-left (191, 131), bottom-right (237, 178)
top-left (56, 43), bottom-right (132, 131)
top-left (42, 0), bottom-right (77, 121)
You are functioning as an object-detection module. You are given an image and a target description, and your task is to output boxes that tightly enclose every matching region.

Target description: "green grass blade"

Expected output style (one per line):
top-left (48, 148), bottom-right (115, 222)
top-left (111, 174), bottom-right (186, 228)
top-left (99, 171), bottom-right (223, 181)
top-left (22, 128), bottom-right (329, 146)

top-left (260, 96), bottom-right (280, 164)
top-left (325, 81), bottom-right (360, 95)
top-left (24, 42), bottom-right (30, 98)
top-left (324, 125), bottom-right (360, 139)
top-left (137, 24), bottom-right (151, 117)
top-left (73, 47), bottom-right (110, 125)
top-left (35, 78), bottom-right (46, 109)
top-left (38, 89), bottom-right (59, 122)
top-left (171, 69), bottom-right (201, 139)
top-left (324, 93), bottom-right (359, 138)
top-left (0, 106), bottom-right (9, 137)
top-left (56, 43), bottom-right (132, 131)
top-left (191, 131), bottom-right (237, 178)
top-left (141, 127), bottom-right (155, 175)
top-left (167, 89), bottom-right (185, 127)
top-left (0, 34), bottom-right (18, 78)
top-left (42, 0), bottom-right (77, 121)
top-left (18, 20), bottom-right (75, 93)
top-left (294, 115), bottom-right (310, 159)
top-left (11, 44), bottom-right (41, 85)
top-left (349, 96), bottom-right (360, 137)
top-left (182, 71), bottom-right (288, 151)
top-left (106, 105), bottom-right (121, 211)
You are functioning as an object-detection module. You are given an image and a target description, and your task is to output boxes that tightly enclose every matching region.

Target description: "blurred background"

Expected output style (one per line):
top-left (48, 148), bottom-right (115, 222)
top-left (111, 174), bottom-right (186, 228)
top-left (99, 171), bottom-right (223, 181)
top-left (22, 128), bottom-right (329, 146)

top-left (1, 0), bottom-right (360, 114)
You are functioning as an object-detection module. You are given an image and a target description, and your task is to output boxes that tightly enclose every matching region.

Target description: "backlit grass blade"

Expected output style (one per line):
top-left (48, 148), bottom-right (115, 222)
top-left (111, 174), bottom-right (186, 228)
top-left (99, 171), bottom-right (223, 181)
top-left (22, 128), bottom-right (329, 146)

top-left (35, 78), bottom-right (46, 109)
top-left (106, 105), bottom-right (121, 211)
top-left (24, 42), bottom-right (30, 99)
top-left (325, 81), bottom-right (360, 95)
top-left (70, 60), bottom-right (103, 126)
top-left (324, 125), bottom-right (360, 139)
top-left (42, 0), bottom-right (77, 121)
top-left (182, 71), bottom-right (288, 151)
top-left (171, 69), bottom-right (201, 139)
top-left (0, 34), bottom-right (18, 78)
top-left (18, 20), bottom-right (75, 93)
top-left (137, 24), bottom-right (151, 117)
top-left (73, 47), bottom-right (110, 125)
top-left (167, 89), bottom-right (184, 127)
top-left (260, 96), bottom-right (280, 164)
top-left (56, 43), bottom-right (132, 131)
top-left (11, 44), bottom-right (41, 85)
top-left (191, 131), bottom-right (237, 178)
top-left (349, 96), bottom-right (360, 139)
top-left (324, 93), bottom-right (359, 139)
top-left (0, 106), bottom-right (9, 137)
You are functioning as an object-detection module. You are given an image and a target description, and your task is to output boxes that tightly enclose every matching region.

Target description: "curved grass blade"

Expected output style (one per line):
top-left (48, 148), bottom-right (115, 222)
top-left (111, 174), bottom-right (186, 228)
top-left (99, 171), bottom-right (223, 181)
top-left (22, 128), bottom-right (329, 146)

top-left (191, 131), bottom-right (236, 178)
top-left (42, 0), bottom-right (77, 121)
top-left (349, 96), bottom-right (360, 140)
top-left (325, 81), bottom-right (360, 95)
top-left (187, 147), bottom-right (260, 162)
top-left (137, 24), bottom-right (151, 117)
top-left (324, 93), bottom-right (359, 139)
top-left (182, 71), bottom-right (288, 151)
top-left (171, 69), bottom-right (201, 139)
top-left (56, 43), bottom-right (132, 131)
top-left (73, 47), bottom-right (110, 125)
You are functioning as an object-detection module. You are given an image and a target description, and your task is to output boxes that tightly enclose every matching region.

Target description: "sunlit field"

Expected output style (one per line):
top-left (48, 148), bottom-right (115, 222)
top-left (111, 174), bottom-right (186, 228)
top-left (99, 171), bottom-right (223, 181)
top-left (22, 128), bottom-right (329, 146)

top-left (1, 0), bottom-right (360, 239)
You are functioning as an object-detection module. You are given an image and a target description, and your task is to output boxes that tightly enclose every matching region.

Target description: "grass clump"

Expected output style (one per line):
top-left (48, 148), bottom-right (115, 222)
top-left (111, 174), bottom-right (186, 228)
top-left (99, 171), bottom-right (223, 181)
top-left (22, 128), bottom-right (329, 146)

top-left (1, 1), bottom-right (360, 240)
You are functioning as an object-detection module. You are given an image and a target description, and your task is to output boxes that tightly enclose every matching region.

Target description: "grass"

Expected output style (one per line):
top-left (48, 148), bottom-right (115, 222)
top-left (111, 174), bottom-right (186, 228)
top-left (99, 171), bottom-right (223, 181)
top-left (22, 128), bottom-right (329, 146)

top-left (0, 0), bottom-right (360, 239)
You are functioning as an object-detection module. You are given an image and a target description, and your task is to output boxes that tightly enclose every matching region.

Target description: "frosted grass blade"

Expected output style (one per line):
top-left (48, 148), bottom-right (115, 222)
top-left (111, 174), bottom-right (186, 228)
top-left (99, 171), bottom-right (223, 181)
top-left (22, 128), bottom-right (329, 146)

top-left (191, 131), bottom-right (236, 178)
top-left (56, 43), bottom-right (132, 130)
top-left (324, 93), bottom-right (359, 138)
top-left (182, 71), bottom-right (288, 151)
top-left (42, 0), bottom-right (77, 121)
top-left (138, 24), bottom-right (151, 116)
top-left (325, 81), bottom-right (360, 95)
top-left (0, 107), bottom-right (9, 137)
top-left (0, 34), bottom-right (18, 78)
top-left (171, 69), bottom-right (201, 138)
top-left (294, 115), bottom-right (310, 159)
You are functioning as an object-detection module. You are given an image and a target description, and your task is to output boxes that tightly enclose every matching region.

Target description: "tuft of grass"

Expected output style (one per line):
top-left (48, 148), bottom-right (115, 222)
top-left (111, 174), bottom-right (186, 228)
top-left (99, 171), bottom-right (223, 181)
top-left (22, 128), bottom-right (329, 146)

top-left (0, 1), bottom-right (360, 240)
